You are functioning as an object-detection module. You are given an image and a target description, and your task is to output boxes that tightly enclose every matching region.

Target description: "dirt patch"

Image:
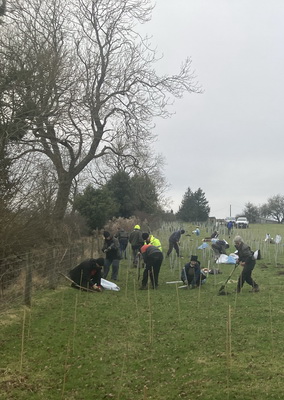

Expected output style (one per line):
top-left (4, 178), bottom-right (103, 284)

top-left (0, 370), bottom-right (37, 393)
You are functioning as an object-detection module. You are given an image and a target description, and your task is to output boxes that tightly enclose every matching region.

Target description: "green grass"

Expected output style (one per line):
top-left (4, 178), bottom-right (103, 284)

top-left (1, 224), bottom-right (284, 399)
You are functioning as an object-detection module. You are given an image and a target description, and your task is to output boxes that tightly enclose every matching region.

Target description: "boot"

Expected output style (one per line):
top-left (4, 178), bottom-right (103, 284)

top-left (250, 285), bottom-right (260, 293)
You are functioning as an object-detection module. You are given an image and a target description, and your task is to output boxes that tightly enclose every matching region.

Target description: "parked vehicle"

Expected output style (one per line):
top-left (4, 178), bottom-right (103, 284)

top-left (236, 217), bottom-right (249, 229)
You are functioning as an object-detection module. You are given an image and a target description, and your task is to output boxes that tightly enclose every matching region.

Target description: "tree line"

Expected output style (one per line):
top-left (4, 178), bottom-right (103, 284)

top-left (74, 170), bottom-right (165, 231)
top-left (175, 189), bottom-right (284, 224)
top-left (240, 196), bottom-right (284, 224)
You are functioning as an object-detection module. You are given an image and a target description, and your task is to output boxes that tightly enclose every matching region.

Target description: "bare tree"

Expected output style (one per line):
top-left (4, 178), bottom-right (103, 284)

top-left (242, 202), bottom-right (260, 223)
top-left (260, 195), bottom-right (284, 223)
top-left (1, 0), bottom-right (200, 222)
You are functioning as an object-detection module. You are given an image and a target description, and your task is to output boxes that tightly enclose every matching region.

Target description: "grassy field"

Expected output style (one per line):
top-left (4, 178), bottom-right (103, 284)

top-left (1, 223), bottom-right (284, 399)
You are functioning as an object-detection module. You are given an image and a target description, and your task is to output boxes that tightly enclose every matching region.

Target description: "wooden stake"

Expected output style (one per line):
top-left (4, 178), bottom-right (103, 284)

top-left (61, 340), bottom-right (71, 399)
top-left (269, 291), bottom-right (274, 358)
top-left (19, 308), bottom-right (26, 374)
top-left (226, 305), bottom-right (232, 369)
top-left (72, 294), bottom-right (78, 353)
top-left (175, 283), bottom-right (181, 322)
top-left (147, 272), bottom-right (153, 345)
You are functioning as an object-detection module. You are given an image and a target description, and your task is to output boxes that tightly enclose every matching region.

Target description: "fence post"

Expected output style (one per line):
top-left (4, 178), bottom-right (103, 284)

top-left (24, 253), bottom-right (32, 307)
top-left (49, 248), bottom-right (57, 290)
top-left (96, 229), bottom-right (101, 256)
top-left (81, 240), bottom-right (85, 259)
top-left (91, 233), bottom-right (95, 258)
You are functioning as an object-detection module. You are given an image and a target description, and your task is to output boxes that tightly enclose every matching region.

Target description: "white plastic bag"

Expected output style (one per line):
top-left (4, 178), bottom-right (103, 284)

top-left (216, 253), bottom-right (238, 264)
top-left (101, 278), bottom-right (120, 291)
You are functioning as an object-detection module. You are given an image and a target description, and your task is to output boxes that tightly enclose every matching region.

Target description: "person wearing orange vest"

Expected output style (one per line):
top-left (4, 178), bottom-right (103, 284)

top-left (139, 244), bottom-right (163, 290)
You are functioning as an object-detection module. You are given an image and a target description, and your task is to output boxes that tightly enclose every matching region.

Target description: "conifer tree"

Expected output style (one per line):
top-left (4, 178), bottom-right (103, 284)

top-left (177, 187), bottom-right (210, 222)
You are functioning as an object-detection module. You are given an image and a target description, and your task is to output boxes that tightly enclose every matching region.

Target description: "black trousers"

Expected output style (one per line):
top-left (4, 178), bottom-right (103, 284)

top-left (141, 253), bottom-right (163, 288)
top-left (119, 240), bottom-right (128, 258)
top-left (237, 261), bottom-right (257, 290)
top-left (132, 245), bottom-right (141, 265)
top-left (167, 241), bottom-right (180, 257)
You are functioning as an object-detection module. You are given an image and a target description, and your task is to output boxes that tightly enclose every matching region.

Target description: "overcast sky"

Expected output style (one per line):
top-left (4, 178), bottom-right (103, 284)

top-left (142, 0), bottom-right (284, 218)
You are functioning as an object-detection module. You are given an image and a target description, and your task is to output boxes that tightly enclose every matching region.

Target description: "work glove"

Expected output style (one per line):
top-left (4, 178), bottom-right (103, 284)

top-left (92, 284), bottom-right (102, 292)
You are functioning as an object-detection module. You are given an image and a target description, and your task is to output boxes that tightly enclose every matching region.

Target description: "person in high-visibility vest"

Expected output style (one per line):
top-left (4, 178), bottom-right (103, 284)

top-left (142, 232), bottom-right (162, 252)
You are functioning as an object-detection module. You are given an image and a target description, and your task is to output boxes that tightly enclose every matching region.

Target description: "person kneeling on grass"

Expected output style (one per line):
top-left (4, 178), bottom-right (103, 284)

top-left (181, 255), bottom-right (206, 288)
top-left (69, 258), bottom-right (105, 292)
top-left (139, 244), bottom-right (163, 290)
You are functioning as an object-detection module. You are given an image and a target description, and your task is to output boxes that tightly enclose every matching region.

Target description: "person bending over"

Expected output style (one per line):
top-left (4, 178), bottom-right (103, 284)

top-left (234, 235), bottom-right (259, 293)
top-left (166, 229), bottom-right (185, 257)
top-left (69, 258), bottom-right (105, 292)
top-left (139, 244), bottom-right (163, 290)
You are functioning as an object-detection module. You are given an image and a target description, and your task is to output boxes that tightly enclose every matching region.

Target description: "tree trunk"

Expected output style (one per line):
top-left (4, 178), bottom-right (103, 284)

top-left (52, 173), bottom-right (73, 222)
top-left (0, 0), bottom-right (6, 17)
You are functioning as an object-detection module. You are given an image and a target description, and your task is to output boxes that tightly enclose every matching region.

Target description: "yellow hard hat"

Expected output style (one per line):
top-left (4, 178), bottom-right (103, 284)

top-left (134, 225), bottom-right (140, 230)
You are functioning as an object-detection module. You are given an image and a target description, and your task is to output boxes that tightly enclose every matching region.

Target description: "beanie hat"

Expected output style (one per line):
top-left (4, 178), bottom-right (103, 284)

top-left (95, 258), bottom-right (105, 267)
top-left (90, 258), bottom-right (104, 268)
top-left (190, 255), bottom-right (198, 262)
top-left (134, 224), bottom-right (140, 230)
top-left (142, 232), bottom-right (149, 240)
top-left (103, 231), bottom-right (110, 238)
top-left (181, 229), bottom-right (185, 234)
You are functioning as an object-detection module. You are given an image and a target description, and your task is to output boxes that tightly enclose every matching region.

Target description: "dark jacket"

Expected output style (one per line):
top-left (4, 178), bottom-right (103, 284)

top-left (129, 229), bottom-right (144, 248)
top-left (117, 229), bottom-right (129, 243)
top-left (236, 242), bottom-right (255, 267)
top-left (169, 230), bottom-right (183, 243)
top-left (141, 245), bottom-right (163, 263)
top-left (181, 261), bottom-right (203, 286)
top-left (102, 236), bottom-right (121, 260)
top-left (69, 259), bottom-right (102, 288)
top-left (211, 231), bottom-right (219, 238)
top-left (212, 240), bottom-right (229, 253)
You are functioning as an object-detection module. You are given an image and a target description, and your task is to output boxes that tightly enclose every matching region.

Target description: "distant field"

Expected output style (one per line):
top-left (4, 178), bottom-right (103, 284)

top-left (1, 223), bottom-right (284, 399)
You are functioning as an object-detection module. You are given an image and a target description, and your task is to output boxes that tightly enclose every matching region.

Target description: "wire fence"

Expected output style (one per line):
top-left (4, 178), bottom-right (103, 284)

top-left (0, 235), bottom-right (104, 313)
top-left (1, 223), bottom-right (280, 313)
